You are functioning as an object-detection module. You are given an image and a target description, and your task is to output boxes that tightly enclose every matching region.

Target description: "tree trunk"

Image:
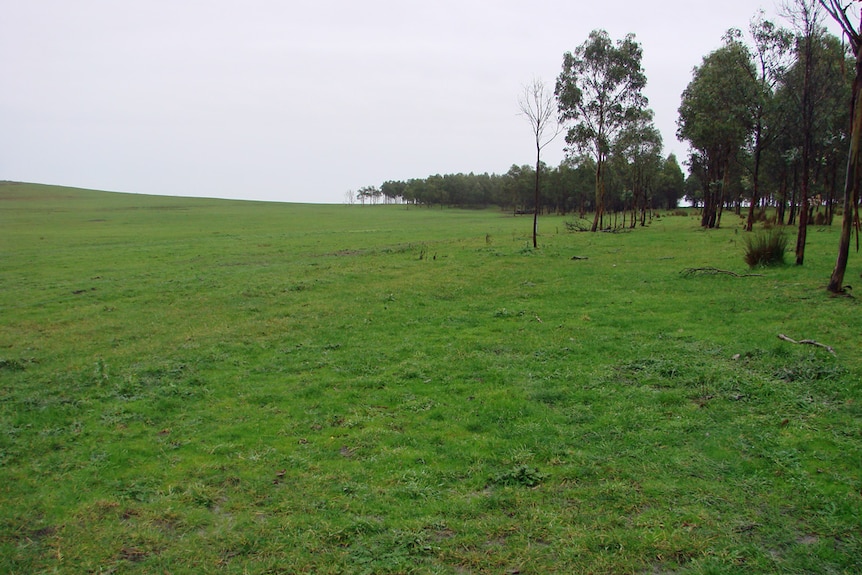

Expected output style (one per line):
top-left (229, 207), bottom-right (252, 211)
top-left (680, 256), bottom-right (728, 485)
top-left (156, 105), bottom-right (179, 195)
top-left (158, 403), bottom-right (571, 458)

top-left (796, 21), bottom-right (815, 265)
top-left (746, 132), bottom-right (763, 232)
top-left (795, 160), bottom-right (810, 265)
top-left (716, 166), bottom-right (728, 229)
top-left (788, 164), bottom-right (799, 226)
top-left (533, 144), bottom-right (540, 248)
top-left (826, 157), bottom-right (837, 225)
top-left (827, 51), bottom-right (862, 292)
top-left (591, 158), bottom-right (605, 232)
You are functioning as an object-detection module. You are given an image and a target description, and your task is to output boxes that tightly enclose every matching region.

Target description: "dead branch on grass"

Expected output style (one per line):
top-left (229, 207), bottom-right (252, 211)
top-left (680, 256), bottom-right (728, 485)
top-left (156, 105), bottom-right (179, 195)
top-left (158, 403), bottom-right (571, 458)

top-left (777, 333), bottom-right (837, 356)
top-left (680, 267), bottom-right (764, 278)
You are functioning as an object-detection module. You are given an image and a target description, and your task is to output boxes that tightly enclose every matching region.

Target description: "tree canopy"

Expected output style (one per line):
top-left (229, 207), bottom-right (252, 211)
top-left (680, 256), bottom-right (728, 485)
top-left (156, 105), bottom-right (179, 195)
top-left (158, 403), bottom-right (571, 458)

top-left (555, 30), bottom-right (648, 231)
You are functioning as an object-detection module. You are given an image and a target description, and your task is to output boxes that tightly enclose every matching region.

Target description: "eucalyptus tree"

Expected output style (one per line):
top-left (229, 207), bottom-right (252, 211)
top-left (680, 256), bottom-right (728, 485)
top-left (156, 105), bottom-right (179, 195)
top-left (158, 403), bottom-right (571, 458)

top-left (555, 30), bottom-right (648, 232)
top-left (557, 155), bottom-right (598, 216)
top-left (519, 78), bottom-right (561, 247)
top-left (380, 180), bottom-right (406, 204)
top-left (614, 108), bottom-right (663, 226)
top-left (655, 153), bottom-right (686, 210)
top-left (809, 33), bottom-right (853, 223)
top-left (356, 185), bottom-right (380, 205)
top-left (782, 0), bottom-right (826, 264)
top-left (745, 14), bottom-right (794, 231)
top-left (684, 171), bottom-right (705, 208)
top-left (504, 164), bottom-right (536, 212)
top-left (678, 33), bottom-right (759, 228)
top-left (818, 0), bottom-right (862, 292)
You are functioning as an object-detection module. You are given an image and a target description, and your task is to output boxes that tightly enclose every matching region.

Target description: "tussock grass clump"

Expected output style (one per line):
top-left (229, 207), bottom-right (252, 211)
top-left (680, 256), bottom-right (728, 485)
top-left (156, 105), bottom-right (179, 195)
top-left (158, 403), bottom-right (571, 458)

top-left (743, 228), bottom-right (788, 267)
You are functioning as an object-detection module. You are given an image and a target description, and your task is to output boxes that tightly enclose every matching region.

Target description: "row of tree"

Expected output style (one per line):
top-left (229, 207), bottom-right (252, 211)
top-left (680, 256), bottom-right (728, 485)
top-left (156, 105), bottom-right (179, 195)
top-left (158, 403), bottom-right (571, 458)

top-left (677, 0), bottom-right (862, 291)
top-left (677, 6), bottom-right (850, 258)
top-left (346, 156), bottom-right (686, 216)
top-left (351, 1), bottom-right (860, 292)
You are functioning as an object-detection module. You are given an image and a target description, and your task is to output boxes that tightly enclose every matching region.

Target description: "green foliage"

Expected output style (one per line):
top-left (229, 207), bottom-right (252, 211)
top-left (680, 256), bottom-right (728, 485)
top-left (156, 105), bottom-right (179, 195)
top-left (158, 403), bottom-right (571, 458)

top-left (744, 228), bottom-right (788, 267)
top-left (556, 29), bottom-right (649, 230)
top-left (678, 36), bottom-right (759, 228)
top-left (0, 183), bottom-right (860, 574)
top-left (564, 217), bottom-right (592, 231)
top-left (489, 465), bottom-right (548, 488)
top-left (555, 30), bottom-right (648, 156)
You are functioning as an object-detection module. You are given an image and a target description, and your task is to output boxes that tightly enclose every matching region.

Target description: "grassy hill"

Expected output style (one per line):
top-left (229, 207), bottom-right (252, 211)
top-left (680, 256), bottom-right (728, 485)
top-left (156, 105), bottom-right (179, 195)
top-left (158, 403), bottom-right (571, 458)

top-left (1, 182), bottom-right (860, 574)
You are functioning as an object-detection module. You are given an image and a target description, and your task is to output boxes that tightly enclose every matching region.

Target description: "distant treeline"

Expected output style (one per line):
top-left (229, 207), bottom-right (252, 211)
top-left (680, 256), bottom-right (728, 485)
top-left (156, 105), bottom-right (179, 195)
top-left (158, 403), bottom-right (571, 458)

top-left (350, 154), bottom-right (686, 215)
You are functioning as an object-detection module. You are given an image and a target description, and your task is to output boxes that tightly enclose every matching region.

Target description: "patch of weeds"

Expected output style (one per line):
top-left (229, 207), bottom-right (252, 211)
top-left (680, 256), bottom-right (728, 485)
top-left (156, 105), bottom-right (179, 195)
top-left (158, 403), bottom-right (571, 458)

top-left (113, 477), bottom-right (160, 503)
top-left (112, 377), bottom-right (145, 401)
top-left (616, 357), bottom-right (686, 387)
top-left (619, 357), bottom-right (683, 378)
top-left (402, 394), bottom-right (436, 412)
top-left (489, 465), bottom-right (548, 488)
top-left (772, 354), bottom-right (846, 383)
top-left (396, 470), bottom-right (442, 501)
top-left (93, 357), bottom-right (109, 384)
top-left (347, 527), bottom-right (436, 573)
top-left (182, 482), bottom-right (220, 508)
top-left (100, 407), bottom-right (142, 426)
top-left (0, 357), bottom-right (34, 371)
top-left (328, 516), bottom-right (386, 542)
top-left (493, 308), bottom-right (526, 318)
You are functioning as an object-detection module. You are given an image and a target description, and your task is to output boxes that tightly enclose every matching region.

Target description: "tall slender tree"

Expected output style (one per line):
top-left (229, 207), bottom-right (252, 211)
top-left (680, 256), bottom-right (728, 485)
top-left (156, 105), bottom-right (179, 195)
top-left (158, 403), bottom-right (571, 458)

top-left (819, 0), bottom-right (861, 292)
top-left (555, 30), bottom-right (648, 232)
top-left (518, 78), bottom-right (561, 248)
top-left (783, 0), bottom-right (825, 265)
top-left (745, 15), bottom-right (794, 231)
top-left (614, 108), bottom-right (663, 227)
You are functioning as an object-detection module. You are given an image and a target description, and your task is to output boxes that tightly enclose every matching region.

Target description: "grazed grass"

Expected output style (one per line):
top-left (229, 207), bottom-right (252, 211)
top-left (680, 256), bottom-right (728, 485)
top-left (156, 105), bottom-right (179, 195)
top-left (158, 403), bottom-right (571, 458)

top-left (1, 182), bottom-right (860, 574)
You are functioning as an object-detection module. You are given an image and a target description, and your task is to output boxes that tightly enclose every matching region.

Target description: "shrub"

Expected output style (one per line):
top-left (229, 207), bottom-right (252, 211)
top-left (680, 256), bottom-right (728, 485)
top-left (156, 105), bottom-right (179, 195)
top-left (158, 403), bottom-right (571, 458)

top-left (489, 465), bottom-right (548, 488)
top-left (565, 218), bottom-right (592, 232)
top-left (743, 229), bottom-right (788, 267)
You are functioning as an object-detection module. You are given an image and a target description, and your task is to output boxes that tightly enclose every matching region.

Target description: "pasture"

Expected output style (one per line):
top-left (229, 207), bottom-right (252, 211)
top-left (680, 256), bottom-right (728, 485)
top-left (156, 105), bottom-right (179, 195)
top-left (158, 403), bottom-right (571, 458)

top-left (1, 182), bottom-right (860, 574)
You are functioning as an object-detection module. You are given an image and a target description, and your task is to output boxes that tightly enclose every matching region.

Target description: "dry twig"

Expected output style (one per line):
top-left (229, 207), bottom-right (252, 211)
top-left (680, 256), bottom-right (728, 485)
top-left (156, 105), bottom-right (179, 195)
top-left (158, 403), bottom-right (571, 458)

top-left (680, 267), bottom-right (764, 278)
top-left (778, 333), bottom-right (837, 356)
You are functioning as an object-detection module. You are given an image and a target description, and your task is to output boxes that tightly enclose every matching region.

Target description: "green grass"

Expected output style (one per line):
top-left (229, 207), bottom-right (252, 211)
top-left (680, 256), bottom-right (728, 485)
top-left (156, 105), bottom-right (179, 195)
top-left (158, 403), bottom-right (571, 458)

top-left (1, 182), bottom-right (860, 574)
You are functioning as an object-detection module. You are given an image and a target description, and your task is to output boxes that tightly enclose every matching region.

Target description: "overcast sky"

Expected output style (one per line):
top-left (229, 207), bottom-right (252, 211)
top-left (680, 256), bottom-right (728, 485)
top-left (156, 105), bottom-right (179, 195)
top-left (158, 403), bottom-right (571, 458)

top-left (1, 0), bottom-right (841, 204)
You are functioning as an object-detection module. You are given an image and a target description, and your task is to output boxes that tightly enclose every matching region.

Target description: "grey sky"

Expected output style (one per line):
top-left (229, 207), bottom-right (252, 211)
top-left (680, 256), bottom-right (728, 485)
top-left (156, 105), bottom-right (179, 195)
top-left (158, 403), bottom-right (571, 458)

top-left (1, 1), bottom-right (837, 203)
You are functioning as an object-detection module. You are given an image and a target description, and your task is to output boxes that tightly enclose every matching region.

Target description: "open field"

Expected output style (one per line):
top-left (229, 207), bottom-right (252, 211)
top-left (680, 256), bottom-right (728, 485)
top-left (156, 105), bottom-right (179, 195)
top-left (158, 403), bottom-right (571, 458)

top-left (1, 182), bottom-right (860, 574)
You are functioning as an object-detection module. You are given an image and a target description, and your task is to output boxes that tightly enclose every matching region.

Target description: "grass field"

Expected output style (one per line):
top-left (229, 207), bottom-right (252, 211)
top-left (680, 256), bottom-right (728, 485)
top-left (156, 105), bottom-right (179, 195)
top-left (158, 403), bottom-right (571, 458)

top-left (1, 181), bottom-right (860, 574)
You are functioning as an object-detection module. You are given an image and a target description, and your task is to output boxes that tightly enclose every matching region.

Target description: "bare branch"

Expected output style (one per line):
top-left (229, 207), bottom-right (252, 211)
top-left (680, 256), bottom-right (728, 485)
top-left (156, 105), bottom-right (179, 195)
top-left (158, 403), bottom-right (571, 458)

top-left (817, 0), bottom-right (861, 49)
top-left (680, 267), bottom-right (764, 277)
top-left (518, 78), bottom-right (562, 151)
top-left (778, 333), bottom-right (837, 355)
